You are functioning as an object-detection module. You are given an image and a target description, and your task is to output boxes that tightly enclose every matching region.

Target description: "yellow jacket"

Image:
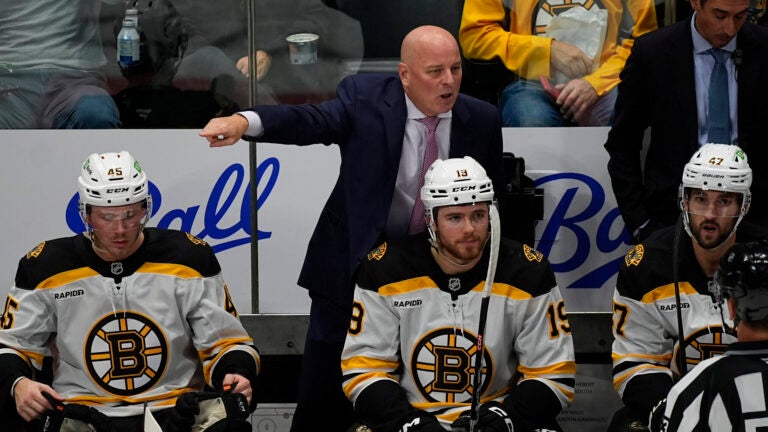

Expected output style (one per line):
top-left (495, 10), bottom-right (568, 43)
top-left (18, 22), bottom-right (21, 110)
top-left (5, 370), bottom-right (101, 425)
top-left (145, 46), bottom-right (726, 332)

top-left (460, 0), bottom-right (658, 95)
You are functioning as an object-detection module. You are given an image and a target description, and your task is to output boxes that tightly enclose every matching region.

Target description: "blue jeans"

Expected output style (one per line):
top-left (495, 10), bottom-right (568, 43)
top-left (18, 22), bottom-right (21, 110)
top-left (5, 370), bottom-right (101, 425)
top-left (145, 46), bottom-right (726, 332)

top-left (0, 68), bottom-right (120, 129)
top-left (499, 78), bottom-right (616, 127)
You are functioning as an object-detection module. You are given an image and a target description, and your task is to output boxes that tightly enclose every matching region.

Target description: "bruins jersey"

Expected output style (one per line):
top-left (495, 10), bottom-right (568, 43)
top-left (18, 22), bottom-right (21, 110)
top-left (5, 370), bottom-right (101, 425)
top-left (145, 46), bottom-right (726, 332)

top-left (341, 236), bottom-right (575, 430)
top-left (612, 223), bottom-right (767, 409)
top-left (0, 228), bottom-right (260, 417)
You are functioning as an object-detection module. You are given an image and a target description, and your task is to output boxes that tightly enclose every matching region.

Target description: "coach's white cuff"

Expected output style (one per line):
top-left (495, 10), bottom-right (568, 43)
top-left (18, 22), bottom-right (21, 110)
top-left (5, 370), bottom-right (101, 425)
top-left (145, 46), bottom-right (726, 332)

top-left (238, 111), bottom-right (264, 138)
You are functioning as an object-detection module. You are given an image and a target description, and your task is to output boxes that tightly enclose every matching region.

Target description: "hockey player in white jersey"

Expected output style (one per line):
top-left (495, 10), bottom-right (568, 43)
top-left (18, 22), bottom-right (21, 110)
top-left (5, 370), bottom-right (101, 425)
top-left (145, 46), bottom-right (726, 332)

top-left (649, 239), bottom-right (768, 431)
top-left (609, 144), bottom-right (768, 431)
top-left (0, 151), bottom-right (260, 431)
top-left (341, 156), bottom-right (575, 432)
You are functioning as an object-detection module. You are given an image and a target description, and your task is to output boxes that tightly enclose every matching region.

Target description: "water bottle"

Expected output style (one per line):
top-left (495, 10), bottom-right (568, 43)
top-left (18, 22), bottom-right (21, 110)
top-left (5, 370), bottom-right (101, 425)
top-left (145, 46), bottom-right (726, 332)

top-left (117, 18), bottom-right (140, 67)
top-left (125, 8), bottom-right (139, 26)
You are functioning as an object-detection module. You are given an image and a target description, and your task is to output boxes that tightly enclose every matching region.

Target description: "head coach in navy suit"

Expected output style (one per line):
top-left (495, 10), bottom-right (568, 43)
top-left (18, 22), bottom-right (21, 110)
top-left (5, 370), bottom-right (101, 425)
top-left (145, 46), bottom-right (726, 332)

top-left (200, 25), bottom-right (505, 432)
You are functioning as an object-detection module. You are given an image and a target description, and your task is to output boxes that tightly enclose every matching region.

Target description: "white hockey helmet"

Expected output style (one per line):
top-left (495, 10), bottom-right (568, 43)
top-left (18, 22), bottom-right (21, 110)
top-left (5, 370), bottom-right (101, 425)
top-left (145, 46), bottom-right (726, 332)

top-left (420, 156), bottom-right (494, 243)
top-left (78, 151), bottom-right (152, 223)
top-left (678, 143), bottom-right (751, 244)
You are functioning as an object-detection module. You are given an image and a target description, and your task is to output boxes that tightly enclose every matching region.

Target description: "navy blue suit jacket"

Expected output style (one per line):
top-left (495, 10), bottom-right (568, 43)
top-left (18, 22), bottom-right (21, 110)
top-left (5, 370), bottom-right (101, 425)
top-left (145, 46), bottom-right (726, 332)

top-left (251, 73), bottom-right (504, 306)
top-left (605, 20), bottom-right (768, 235)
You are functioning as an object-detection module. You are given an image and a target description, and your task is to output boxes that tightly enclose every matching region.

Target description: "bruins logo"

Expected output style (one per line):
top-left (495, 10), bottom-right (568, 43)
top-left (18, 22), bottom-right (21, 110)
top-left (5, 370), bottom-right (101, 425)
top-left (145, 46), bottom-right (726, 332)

top-left (532, 0), bottom-right (606, 35)
top-left (223, 284), bottom-right (238, 317)
top-left (523, 244), bottom-right (544, 263)
top-left (625, 245), bottom-right (644, 267)
top-left (186, 233), bottom-right (208, 246)
top-left (85, 311), bottom-right (168, 396)
top-left (26, 242), bottom-right (45, 259)
top-left (411, 328), bottom-right (492, 403)
top-left (367, 242), bottom-right (387, 261)
top-left (673, 325), bottom-right (736, 375)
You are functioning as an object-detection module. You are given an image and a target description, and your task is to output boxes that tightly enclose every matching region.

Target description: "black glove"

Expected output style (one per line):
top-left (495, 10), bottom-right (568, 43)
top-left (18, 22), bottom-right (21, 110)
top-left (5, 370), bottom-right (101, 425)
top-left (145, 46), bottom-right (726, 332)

top-left (647, 399), bottom-right (667, 432)
top-left (398, 415), bottom-right (445, 432)
top-left (38, 410), bottom-right (63, 432)
top-left (164, 392), bottom-right (201, 432)
top-left (39, 401), bottom-right (112, 432)
top-left (451, 401), bottom-right (514, 432)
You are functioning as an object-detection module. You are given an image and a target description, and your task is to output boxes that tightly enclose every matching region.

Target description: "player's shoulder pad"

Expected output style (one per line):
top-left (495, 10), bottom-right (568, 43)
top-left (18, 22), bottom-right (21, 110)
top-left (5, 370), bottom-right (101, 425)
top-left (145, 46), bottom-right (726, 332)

top-left (619, 234), bottom-right (670, 274)
top-left (15, 236), bottom-right (85, 290)
top-left (146, 228), bottom-right (221, 277)
top-left (495, 238), bottom-right (557, 298)
top-left (366, 242), bottom-right (388, 262)
top-left (615, 233), bottom-right (674, 300)
top-left (623, 244), bottom-right (646, 268)
top-left (357, 239), bottom-right (429, 292)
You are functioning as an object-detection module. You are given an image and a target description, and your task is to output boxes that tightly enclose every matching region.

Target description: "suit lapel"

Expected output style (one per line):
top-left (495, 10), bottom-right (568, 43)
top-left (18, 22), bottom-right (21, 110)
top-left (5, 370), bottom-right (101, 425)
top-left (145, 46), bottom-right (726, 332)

top-left (668, 22), bottom-right (699, 149)
top-left (735, 25), bottom-right (761, 150)
top-left (449, 97), bottom-right (471, 157)
top-left (381, 81), bottom-right (407, 169)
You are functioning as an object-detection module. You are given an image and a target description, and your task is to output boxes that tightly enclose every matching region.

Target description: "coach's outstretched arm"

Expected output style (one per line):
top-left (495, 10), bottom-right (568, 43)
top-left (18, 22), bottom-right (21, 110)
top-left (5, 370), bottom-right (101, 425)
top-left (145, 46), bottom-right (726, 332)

top-left (199, 114), bottom-right (249, 147)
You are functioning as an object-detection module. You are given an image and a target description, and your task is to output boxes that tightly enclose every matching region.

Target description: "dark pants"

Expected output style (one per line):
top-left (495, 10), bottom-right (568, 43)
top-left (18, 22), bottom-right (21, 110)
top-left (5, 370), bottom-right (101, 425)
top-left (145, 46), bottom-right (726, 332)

top-left (290, 293), bottom-right (355, 432)
top-left (24, 408), bottom-right (191, 432)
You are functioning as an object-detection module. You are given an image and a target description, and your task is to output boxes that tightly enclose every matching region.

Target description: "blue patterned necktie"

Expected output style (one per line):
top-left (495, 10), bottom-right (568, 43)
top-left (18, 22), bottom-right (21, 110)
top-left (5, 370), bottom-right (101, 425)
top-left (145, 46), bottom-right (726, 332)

top-left (707, 48), bottom-right (730, 143)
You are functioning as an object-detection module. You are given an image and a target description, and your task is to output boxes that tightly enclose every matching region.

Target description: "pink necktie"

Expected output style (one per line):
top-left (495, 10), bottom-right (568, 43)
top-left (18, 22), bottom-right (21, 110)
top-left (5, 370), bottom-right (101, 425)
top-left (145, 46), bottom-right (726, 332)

top-left (408, 117), bottom-right (440, 234)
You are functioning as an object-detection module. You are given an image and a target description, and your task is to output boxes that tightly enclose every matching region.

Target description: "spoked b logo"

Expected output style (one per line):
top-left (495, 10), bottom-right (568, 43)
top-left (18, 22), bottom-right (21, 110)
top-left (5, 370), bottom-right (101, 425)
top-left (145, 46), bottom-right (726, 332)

top-left (85, 311), bottom-right (168, 395)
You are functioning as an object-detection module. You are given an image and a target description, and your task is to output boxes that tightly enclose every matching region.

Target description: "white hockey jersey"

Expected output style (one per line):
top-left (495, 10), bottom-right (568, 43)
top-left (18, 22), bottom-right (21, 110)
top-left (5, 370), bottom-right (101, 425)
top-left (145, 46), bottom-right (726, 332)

top-left (0, 228), bottom-right (260, 417)
top-left (610, 225), bottom-right (768, 414)
top-left (341, 237), bottom-right (575, 430)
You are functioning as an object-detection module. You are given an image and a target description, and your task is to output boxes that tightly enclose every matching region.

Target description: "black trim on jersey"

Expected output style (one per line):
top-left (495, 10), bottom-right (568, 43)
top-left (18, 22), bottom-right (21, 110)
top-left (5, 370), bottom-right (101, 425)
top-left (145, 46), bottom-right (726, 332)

top-left (354, 379), bottom-right (430, 432)
top-left (211, 348), bottom-right (260, 411)
top-left (613, 360), bottom-right (669, 378)
top-left (621, 373), bottom-right (673, 419)
top-left (0, 348), bottom-right (34, 424)
top-left (15, 228), bottom-right (221, 290)
top-left (493, 238), bottom-right (558, 299)
top-left (616, 222), bottom-right (768, 302)
top-left (358, 237), bottom-right (557, 299)
top-left (503, 379), bottom-right (565, 430)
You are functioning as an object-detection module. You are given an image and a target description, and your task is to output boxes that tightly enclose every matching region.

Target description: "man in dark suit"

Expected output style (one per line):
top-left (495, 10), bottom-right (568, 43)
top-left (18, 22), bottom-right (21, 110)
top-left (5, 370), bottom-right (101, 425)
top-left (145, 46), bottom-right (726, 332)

top-left (604, 0), bottom-right (768, 245)
top-left (199, 25), bottom-right (504, 432)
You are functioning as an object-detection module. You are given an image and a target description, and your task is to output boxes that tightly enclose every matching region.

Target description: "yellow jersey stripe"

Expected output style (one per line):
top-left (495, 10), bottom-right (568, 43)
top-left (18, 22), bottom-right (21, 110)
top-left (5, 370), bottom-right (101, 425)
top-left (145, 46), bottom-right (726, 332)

top-left (37, 268), bottom-right (99, 289)
top-left (379, 279), bottom-right (532, 301)
top-left (641, 282), bottom-right (698, 304)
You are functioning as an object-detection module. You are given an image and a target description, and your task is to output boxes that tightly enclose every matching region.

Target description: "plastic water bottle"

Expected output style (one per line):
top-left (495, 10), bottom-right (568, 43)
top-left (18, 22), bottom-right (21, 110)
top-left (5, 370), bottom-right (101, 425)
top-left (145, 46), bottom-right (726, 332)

top-left (125, 8), bottom-right (139, 26)
top-left (117, 18), bottom-right (140, 67)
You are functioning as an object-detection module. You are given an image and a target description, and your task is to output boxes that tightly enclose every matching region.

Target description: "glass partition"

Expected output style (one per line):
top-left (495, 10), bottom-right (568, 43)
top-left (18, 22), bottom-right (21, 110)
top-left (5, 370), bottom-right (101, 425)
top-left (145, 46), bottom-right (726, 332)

top-left (1, 0), bottom-right (765, 130)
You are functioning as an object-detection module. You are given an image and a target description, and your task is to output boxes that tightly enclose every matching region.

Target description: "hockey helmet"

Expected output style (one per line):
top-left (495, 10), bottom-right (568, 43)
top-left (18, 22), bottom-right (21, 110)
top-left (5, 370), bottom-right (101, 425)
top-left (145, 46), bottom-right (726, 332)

top-left (77, 151), bottom-right (152, 225)
top-left (715, 240), bottom-right (768, 322)
top-left (420, 156), bottom-right (494, 243)
top-left (678, 143), bottom-right (751, 245)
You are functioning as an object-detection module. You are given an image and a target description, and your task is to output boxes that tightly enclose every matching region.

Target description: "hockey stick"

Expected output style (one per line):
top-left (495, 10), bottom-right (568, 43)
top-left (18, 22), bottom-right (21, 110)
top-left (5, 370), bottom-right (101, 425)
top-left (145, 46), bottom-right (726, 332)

top-left (468, 204), bottom-right (501, 432)
top-left (672, 213), bottom-right (688, 377)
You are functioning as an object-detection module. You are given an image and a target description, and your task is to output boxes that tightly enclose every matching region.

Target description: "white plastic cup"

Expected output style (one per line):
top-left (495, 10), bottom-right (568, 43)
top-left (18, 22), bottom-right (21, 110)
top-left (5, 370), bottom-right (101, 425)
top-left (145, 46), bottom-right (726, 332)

top-left (286, 33), bottom-right (319, 65)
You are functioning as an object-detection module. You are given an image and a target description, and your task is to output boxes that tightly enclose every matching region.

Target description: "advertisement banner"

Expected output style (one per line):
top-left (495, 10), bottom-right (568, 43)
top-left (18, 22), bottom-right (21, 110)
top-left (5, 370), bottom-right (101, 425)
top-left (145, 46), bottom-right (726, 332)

top-left (504, 127), bottom-right (631, 311)
top-left (0, 128), bottom-right (630, 314)
top-left (0, 130), bottom-right (257, 312)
